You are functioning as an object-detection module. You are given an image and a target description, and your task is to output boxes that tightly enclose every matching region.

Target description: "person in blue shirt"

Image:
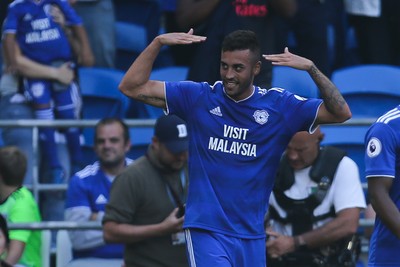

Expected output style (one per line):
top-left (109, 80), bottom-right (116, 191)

top-left (365, 106), bottom-right (400, 267)
top-left (65, 118), bottom-right (132, 267)
top-left (2, 0), bottom-right (94, 183)
top-left (118, 29), bottom-right (351, 267)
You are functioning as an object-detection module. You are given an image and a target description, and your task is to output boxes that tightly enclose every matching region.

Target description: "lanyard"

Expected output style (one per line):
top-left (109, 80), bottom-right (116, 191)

top-left (146, 154), bottom-right (187, 217)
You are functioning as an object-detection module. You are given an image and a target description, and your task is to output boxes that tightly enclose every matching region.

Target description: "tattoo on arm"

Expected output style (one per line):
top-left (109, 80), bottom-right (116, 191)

top-left (138, 94), bottom-right (166, 107)
top-left (309, 65), bottom-right (346, 113)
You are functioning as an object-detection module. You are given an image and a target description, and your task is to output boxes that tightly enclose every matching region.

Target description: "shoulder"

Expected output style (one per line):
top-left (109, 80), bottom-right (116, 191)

top-left (122, 156), bottom-right (150, 176)
top-left (8, 0), bottom-right (26, 8)
top-left (12, 187), bottom-right (34, 201)
top-left (74, 162), bottom-right (101, 179)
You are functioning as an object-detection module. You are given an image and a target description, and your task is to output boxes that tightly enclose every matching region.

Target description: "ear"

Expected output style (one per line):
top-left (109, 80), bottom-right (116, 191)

top-left (253, 61), bottom-right (261, 76)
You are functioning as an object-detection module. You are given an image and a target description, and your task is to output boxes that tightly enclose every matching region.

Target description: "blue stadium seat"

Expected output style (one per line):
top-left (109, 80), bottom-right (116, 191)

top-left (127, 126), bottom-right (154, 160)
top-left (79, 67), bottom-right (129, 119)
top-left (113, 0), bottom-right (172, 70)
top-left (320, 125), bottom-right (368, 186)
top-left (332, 64), bottom-right (400, 118)
top-left (271, 66), bottom-right (319, 98)
top-left (78, 67), bottom-right (130, 145)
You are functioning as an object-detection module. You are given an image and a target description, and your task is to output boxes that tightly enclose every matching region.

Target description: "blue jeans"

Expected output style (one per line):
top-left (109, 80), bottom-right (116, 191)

top-left (0, 94), bottom-right (35, 184)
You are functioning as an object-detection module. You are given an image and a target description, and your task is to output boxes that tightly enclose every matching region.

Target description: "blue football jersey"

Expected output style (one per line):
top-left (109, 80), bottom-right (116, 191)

top-left (4, 0), bottom-right (82, 63)
top-left (365, 106), bottom-right (400, 266)
top-left (165, 81), bottom-right (322, 238)
top-left (65, 159), bottom-right (133, 258)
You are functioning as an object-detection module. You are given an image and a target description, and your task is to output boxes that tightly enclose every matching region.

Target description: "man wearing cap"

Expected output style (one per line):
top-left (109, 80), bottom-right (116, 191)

top-left (103, 114), bottom-right (189, 267)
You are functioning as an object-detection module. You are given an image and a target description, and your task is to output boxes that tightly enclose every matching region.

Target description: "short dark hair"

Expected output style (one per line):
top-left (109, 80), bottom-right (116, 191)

top-left (221, 30), bottom-right (261, 62)
top-left (94, 118), bottom-right (130, 144)
top-left (0, 146), bottom-right (27, 186)
top-left (0, 214), bottom-right (9, 245)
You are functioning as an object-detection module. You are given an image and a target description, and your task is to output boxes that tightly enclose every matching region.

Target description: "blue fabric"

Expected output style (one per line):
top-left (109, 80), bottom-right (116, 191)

top-left (186, 228), bottom-right (266, 267)
top-left (0, 94), bottom-right (34, 184)
top-left (365, 106), bottom-right (400, 266)
top-left (65, 161), bottom-right (133, 259)
top-left (166, 81), bottom-right (322, 238)
top-left (4, 0), bottom-right (81, 64)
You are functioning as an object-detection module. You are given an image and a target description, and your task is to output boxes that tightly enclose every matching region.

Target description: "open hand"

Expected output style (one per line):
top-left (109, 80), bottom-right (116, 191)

top-left (155, 29), bottom-right (207, 47)
top-left (263, 47), bottom-right (314, 71)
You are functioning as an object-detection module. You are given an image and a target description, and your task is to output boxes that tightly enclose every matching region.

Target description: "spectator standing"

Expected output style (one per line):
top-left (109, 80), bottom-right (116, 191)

top-left (69, 0), bottom-right (115, 68)
top-left (0, 36), bottom-right (75, 185)
top-left (365, 105), bottom-right (400, 266)
top-left (117, 29), bottom-right (351, 266)
top-left (344, 0), bottom-right (400, 66)
top-left (103, 115), bottom-right (189, 267)
top-left (2, 0), bottom-right (94, 184)
top-left (64, 118), bottom-right (133, 267)
top-left (175, 0), bottom-right (296, 88)
top-left (266, 129), bottom-right (366, 267)
top-left (0, 146), bottom-right (42, 267)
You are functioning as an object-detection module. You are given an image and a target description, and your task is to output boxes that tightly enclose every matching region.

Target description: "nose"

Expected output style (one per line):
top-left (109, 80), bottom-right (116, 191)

top-left (286, 150), bottom-right (299, 161)
top-left (226, 68), bottom-right (235, 79)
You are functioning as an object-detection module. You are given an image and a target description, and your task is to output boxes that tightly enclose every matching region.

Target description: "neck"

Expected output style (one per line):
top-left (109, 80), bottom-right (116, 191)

top-left (0, 184), bottom-right (19, 202)
top-left (101, 161), bottom-right (126, 176)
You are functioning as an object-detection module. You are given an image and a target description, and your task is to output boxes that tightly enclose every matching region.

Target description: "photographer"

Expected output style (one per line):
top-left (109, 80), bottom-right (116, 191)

top-left (103, 115), bottom-right (189, 267)
top-left (266, 129), bottom-right (366, 267)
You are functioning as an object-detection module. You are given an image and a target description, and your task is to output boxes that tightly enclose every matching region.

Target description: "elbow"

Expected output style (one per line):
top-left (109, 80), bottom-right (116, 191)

top-left (335, 107), bottom-right (352, 123)
top-left (118, 81), bottom-right (137, 100)
top-left (118, 82), bottom-right (129, 97)
top-left (102, 222), bottom-right (117, 243)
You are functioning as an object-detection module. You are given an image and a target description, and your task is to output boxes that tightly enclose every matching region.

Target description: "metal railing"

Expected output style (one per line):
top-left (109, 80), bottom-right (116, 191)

top-left (6, 218), bottom-right (375, 230)
top-left (0, 118), bottom-right (375, 200)
top-left (0, 119), bottom-right (156, 201)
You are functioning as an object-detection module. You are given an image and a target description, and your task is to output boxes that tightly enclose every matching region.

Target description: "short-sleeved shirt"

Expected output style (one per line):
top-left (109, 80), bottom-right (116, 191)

top-left (3, 0), bottom-right (82, 64)
top-left (0, 187), bottom-right (42, 267)
top-left (365, 105), bottom-right (400, 266)
top-left (103, 148), bottom-right (189, 267)
top-left (269, 155), bottom-right (366, 235)
top-left (165, 81), bottom-right (322, 238)
top-left (65, 159), bottom-right (132, 259)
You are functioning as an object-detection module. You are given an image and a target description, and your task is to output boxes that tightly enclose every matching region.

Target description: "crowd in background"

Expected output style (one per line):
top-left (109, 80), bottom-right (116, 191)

top-left (0, 0), bottom-right (399, 266)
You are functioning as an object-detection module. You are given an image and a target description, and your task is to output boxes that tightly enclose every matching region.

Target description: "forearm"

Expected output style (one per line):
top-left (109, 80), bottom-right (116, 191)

top-left (298, 209), bottom-right (359, 249)
top-left (3, 34), bottom-right (17, 71)
top-left (103, 221), bottom-right (169, 244)
top-left (308, 65), bottom-right (351, 121)
top-left (66, 208), bottom-right (105, 249)
top-left (72, 25), bottom-right (94, 66)
top-left (176, 0), bottom-right (220, 30)
top-left (370, 192), bottom-right (400, 238)
top-left (15, 55), bottom-right (58, 79)
top-left (5, 240), bottom-right (25, 265)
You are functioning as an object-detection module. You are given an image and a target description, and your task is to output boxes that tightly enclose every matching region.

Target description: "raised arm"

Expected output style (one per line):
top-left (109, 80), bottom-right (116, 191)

top-left (263, 47), bottom-right (351, 125)
top-left (118, 29), bottom-right (206, 108)
top-left (70, 25), bottom-right (94, 67)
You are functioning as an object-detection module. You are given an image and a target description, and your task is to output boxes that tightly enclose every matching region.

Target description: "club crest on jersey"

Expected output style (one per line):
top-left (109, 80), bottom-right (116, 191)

top-left (31, 83), bottom-right (45, 98)
top-left (253, 110), bottom-right (269, 125)
top-left (367, 137), bottom-right (382, 158)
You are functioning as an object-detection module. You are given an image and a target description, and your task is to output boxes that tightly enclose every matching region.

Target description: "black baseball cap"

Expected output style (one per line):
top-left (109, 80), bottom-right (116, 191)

top-left (154, 115), bottom-right (189, 154)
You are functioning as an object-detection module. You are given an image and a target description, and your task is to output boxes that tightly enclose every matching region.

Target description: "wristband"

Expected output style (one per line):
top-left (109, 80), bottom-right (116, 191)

top-left (294, 235), bottom-right (306, 249)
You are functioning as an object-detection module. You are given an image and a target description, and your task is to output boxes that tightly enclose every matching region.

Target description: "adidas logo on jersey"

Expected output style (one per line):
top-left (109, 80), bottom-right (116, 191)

top-left (95, 194), bottom-right (108, 204)
top-left (23, 13), bottom-right (32, 21)
top-left (210, 106), bottom-right (222, 117)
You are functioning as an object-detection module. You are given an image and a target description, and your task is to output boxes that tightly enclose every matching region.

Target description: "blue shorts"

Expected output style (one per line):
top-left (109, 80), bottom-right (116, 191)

top-left (185, 228), bottom-right (266, 267)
